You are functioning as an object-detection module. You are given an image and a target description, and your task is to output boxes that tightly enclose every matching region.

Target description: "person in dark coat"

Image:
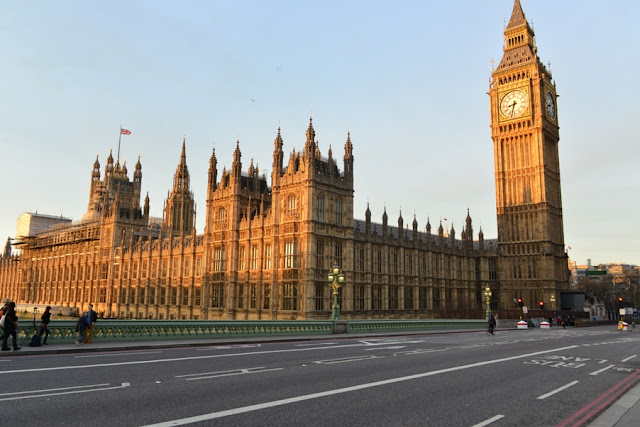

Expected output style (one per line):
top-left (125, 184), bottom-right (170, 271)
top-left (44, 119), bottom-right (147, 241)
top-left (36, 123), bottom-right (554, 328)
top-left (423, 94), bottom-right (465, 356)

top-left (1, 302), bottom-right (20, 351)
top-left (75, 311), bottom-right (89, 345)
top-left (39, 306), bottom-right (52, 345)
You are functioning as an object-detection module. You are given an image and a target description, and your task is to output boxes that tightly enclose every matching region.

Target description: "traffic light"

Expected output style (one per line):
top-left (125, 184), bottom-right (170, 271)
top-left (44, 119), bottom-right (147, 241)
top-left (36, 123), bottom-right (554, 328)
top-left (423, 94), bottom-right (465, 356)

top-left (517, 298), bottom-right (523, 308)
top-left (618, 297), bottom-right (623, 308)
top-left (539, 301), bottom-right (545, 310)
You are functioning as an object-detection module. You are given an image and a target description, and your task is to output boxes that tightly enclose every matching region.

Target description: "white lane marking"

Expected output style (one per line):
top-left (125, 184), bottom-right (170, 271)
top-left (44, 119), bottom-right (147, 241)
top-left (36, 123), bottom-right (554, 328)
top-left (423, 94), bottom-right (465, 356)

top-left (0, 342), bottom-right (367, 375)
top-left (200, 344), bottom-right (262, 350)
top-left (590, 365), bottom-right (615, 376)
top-left (313, 355), bottom-right (381, 365)
top-left (184, 368), bottom-right (283, 381)
top-left (365, 346), bottom-right (405, 351)
top-left (295, 342), bottom-right (338, 346)
top-left (0, 383), bottom-right (110, 397)
top-left (0, 382), bottom-right (129, 401)
top-left (622, 355), bottom-right (637, 363)
top-left (141, 345), bottom-right (579, 426)
top-left (175, 367), bottom-right (268, 378)
top-left (537, 380), bottom-right (579, 400)
top-left (471, 414), bottom-right (505, 427)
top-left (75, 351), bottom-right (163, 358)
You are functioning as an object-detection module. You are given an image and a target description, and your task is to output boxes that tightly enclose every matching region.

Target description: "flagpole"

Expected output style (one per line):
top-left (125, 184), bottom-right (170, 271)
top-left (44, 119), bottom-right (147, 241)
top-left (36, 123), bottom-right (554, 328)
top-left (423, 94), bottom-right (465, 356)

top-left (117, 124), bottom-right (122, 160)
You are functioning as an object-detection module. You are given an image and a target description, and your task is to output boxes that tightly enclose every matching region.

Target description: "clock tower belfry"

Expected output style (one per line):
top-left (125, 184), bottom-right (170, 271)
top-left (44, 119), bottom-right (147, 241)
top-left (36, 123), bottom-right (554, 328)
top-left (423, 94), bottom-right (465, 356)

top-left (489, 0), bottom-right (570, 309)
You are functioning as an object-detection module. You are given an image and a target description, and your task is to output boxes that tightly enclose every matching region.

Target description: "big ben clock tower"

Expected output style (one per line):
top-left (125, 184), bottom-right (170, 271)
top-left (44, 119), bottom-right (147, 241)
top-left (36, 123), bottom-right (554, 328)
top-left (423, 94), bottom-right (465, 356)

top-left (490, 0), bottom-right (570, 309)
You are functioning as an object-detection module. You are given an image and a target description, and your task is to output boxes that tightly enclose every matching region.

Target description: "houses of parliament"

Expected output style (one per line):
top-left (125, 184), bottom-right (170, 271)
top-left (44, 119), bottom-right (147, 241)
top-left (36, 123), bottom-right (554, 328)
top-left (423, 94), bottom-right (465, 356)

top-left (0, 1), bottom-right (570, 320)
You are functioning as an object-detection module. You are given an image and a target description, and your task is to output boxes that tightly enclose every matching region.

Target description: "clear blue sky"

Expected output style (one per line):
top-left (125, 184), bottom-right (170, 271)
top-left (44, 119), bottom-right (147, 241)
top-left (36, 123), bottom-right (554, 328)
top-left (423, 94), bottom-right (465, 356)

top-left (1, 1), bottom-right (638, 266)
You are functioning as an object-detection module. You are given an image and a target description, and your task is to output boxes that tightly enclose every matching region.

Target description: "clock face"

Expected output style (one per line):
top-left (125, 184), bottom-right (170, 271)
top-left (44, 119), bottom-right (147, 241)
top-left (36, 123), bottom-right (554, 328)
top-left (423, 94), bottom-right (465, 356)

top-left (545, 91), bottom-right (556, 120)
top-left (499, 90), bottom-right (529, 118)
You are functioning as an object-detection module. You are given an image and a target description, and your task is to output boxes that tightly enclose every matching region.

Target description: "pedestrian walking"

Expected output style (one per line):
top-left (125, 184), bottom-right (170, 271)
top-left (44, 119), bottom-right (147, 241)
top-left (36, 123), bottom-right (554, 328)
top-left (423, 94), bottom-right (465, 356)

top-left (488, 314), bottom-right (496, 335)
top-left (1, 302), bottom-right (20, 351)
top-left (75, 311), bottom-right (89, 345)
top-left (0, 297), bottom-right (9, 343)
top-left (84, 304), bottom-right (97, 343)
top-left (39, 306), bottom-right (52, 345)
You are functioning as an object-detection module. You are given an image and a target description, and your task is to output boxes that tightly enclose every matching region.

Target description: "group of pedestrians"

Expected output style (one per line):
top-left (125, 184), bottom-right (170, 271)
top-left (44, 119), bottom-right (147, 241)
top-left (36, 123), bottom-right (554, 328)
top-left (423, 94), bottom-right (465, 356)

top-left (75, 303), bottom-right (97, 345)
top-left (1, 298), bottom-right (97, 349)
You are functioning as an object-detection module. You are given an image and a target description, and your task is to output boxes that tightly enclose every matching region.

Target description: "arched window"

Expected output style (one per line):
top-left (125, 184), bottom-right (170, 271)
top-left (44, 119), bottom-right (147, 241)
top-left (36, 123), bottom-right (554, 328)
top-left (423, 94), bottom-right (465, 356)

top-left (217, 208), bottom-right (226, 221)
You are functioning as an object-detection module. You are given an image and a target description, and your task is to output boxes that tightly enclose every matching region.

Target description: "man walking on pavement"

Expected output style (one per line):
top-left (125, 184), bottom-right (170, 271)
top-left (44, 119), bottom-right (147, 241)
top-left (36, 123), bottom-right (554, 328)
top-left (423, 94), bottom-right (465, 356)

top-left (84, 303), bottom-right (98, 344)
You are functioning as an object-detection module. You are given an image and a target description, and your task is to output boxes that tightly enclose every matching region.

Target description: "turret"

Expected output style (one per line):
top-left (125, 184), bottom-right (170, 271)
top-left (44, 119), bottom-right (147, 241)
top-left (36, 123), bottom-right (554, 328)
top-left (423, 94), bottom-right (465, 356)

top-left (343, 131), bottom-right (354, 180)
top-left (232, 140), bottom-right (242, 179)
top-left (365, 203), bottom-right (371, 234)
top-left (382, 208), bottom-right (388, 237)
top-left (305, 117), bottom-right (315, 157)
top-left (143, 192), bottom-right (150, 219)
top-left (272, 127), bottom-right (284, 182)
top-left (207, 146), bottom-right (218, 192)
top-left (92, 155), bottom-right (101, 183)
top-left (164, 138), bottom-right (196, 235)
top-left (105, 149), bottom-right (114, 177)
top-left (134, 156), bottom-right (142, 184)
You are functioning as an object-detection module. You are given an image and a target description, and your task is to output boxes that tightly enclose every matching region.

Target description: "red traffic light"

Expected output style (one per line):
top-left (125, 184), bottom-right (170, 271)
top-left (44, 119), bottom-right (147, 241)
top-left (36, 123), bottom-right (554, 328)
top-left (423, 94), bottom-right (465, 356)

top-left (618, 297), bottom-right (623, 302)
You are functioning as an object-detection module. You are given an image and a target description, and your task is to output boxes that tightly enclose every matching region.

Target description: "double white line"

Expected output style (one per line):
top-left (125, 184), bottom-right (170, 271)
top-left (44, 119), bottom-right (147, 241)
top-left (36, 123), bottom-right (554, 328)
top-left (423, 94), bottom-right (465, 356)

top-left (0, 382), bottom-right (130, 401)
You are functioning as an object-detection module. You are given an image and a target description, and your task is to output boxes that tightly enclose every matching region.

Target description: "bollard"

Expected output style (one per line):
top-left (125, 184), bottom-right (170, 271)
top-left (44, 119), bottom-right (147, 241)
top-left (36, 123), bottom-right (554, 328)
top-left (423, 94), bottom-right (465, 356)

top-left (517, 320), bottom-right (528, 329)
top-left (540, 321), bottom-right (550, 329)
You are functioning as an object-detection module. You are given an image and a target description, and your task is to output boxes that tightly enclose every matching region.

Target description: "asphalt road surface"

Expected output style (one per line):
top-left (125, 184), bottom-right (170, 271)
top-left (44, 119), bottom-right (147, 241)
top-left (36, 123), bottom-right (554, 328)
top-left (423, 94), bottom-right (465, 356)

top-left (1, 326), bottom-right (638, 426)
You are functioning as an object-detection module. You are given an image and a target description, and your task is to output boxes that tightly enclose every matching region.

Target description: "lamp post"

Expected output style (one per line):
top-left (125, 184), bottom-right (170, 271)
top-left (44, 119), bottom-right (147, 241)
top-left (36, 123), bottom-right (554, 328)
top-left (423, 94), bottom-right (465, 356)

top-left (550, 294), bottom-right (556, 311)
top-left (328, 264), bottom-right (345, 320)
top-left (483, 285), bottom-right (492, 320)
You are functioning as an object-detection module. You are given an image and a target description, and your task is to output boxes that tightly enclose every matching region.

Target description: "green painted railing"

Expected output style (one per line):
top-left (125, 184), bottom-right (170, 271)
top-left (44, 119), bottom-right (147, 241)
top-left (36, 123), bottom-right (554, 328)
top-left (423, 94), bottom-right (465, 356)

top-left (347, 319), bottom-right (486, 333)
top-left (14, 318), bottom-right (486, 344)
top-left (16, 320), bottom-right (335, 343)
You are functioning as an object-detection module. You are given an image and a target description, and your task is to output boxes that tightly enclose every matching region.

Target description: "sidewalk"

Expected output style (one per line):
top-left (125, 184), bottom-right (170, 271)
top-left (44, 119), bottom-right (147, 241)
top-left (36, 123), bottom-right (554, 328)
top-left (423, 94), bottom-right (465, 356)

top-left (2, 330), bottom-right (638, 426)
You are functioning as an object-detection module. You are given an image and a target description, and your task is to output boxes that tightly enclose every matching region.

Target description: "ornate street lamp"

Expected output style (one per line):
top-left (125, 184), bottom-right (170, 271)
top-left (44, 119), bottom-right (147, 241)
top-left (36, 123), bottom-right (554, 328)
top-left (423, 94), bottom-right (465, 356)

top-left (550, 294), bottom-right (556, 311)
top-left (483, 285), bottom-right (492, 320)
top-left (328, 264), bottom-right (345, 320)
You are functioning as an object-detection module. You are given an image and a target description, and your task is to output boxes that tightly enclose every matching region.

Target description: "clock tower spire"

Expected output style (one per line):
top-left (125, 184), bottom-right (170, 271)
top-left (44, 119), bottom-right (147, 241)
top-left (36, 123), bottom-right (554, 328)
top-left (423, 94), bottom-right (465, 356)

top-left (489, 0), bottom-right (569, 309)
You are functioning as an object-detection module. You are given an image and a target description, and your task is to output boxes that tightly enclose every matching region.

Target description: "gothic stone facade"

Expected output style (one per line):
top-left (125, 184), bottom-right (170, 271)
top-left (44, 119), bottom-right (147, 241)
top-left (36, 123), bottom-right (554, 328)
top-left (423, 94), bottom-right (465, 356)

top-left (0, 1), bottom-right (568, 319)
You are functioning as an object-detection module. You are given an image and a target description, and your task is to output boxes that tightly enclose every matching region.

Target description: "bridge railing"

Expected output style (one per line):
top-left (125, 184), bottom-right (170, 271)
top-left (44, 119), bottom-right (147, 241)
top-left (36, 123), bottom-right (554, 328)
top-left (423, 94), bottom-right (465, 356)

top-left (15, 318), bottom-right (486, 344)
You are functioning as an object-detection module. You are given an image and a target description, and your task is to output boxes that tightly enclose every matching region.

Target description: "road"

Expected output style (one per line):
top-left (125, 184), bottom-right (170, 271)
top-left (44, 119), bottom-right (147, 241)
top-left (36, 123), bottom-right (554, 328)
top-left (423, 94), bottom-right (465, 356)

top-left (0, 326), bottom-right (638, 426)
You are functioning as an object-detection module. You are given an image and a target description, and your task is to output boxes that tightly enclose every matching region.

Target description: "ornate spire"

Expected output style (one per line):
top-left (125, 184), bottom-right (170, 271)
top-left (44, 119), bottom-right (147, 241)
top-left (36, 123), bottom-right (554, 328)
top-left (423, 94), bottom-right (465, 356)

top-left (232, 140), bottom-right (242, 177)
top-left (208, 146), bottom-right (217, 191)
top-left (305, 117), bottom-right (315, 155)
top-left (173, 137), bottom-right (190, 191)
top-left (506, 0), bottom-right (527, 30)
top-left (497, 0), bottom-right (537, 72)
top-left (273, 127), bottom-right (284, 175)
top-left (133, 155), bottom-right (142, 183)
